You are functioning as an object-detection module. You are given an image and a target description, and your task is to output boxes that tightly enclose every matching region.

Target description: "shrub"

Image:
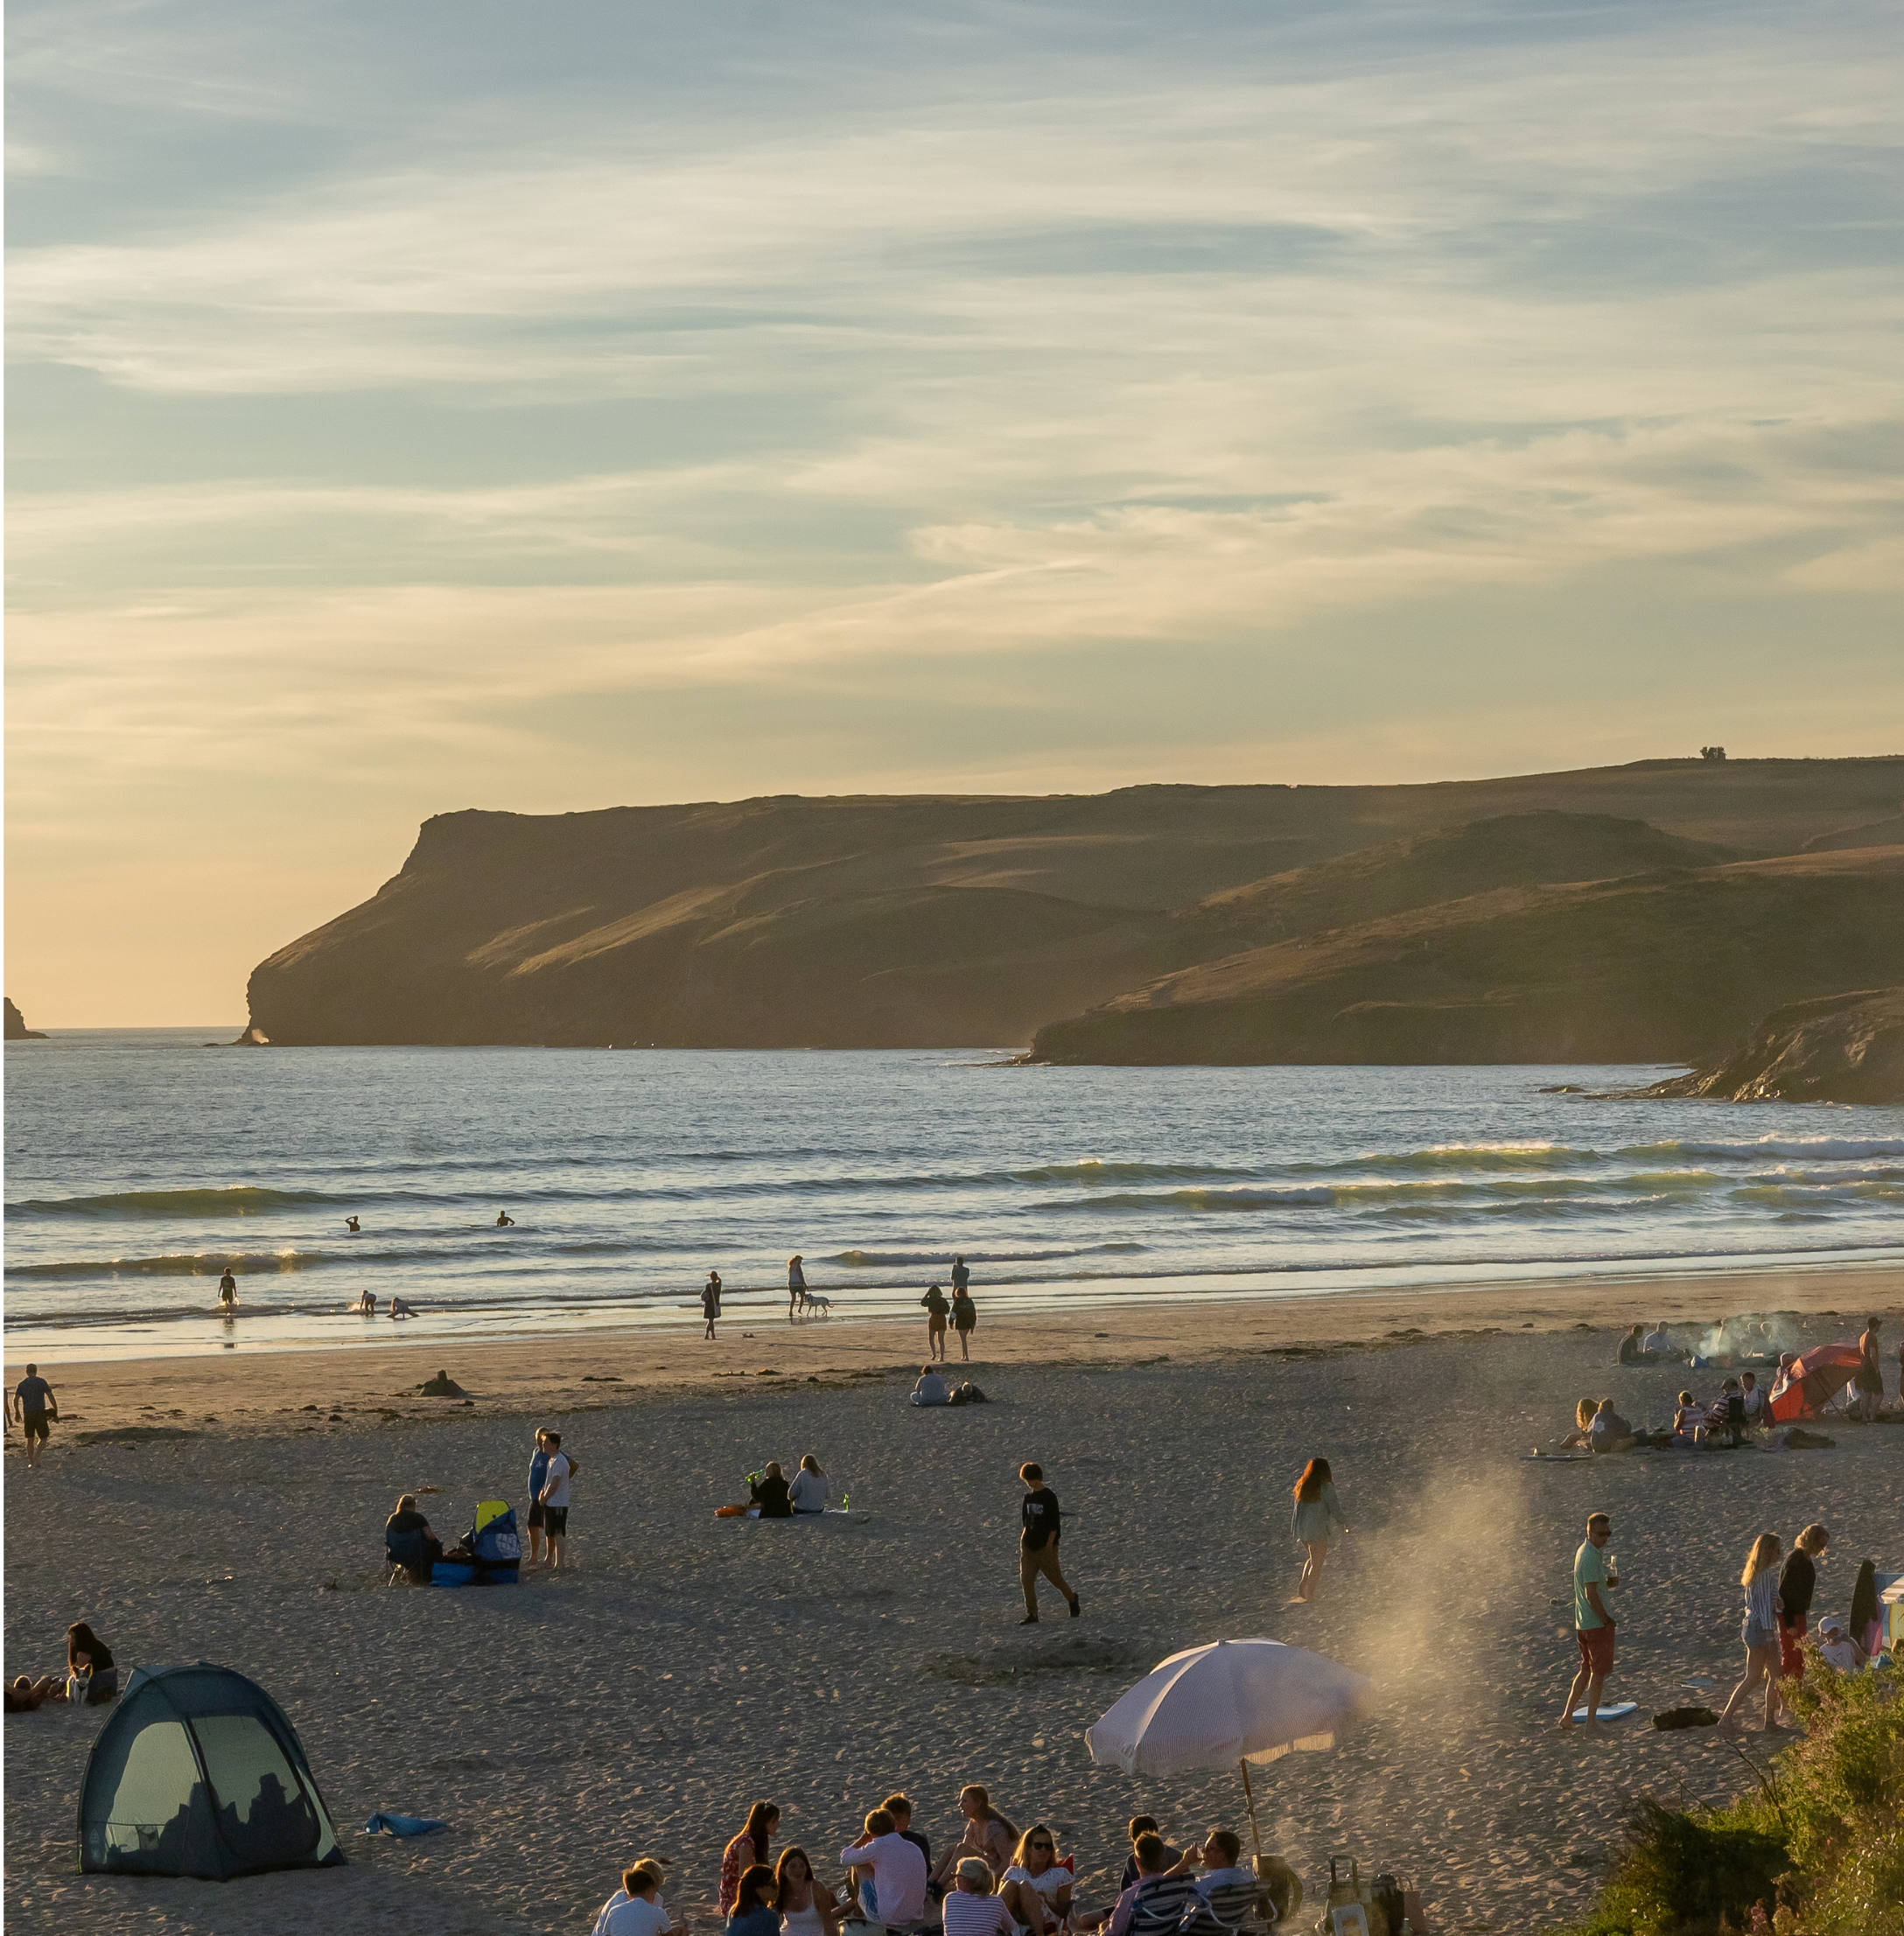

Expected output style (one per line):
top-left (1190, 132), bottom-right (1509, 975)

top-left (1550, 1658), bottom-right (1902, 1936)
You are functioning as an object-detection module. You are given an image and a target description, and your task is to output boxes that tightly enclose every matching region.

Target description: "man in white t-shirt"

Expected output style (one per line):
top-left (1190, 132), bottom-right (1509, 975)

top-left (1740, 1371), bottom-right (1763, 1422)
top-left (841, 1807), bottom-right (928, 1928)
top-left (538, 1431), bottom-right (574, 1570)
top-left (594, 1859), bottom-right (679, 1936)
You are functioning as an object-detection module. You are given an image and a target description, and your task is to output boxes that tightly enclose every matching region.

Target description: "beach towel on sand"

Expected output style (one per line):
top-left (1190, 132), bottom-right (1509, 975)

top-left (362, 1812), bottom-right (447, 1837)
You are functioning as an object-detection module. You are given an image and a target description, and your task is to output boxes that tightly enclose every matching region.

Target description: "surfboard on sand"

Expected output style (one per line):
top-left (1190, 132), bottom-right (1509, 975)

top-left (1570, 1701), bottom-right (1638, 1722)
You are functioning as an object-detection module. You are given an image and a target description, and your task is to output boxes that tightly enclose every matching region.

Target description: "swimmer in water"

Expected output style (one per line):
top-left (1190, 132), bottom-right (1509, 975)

top-left (495, 1211), bottom-right (514, 1227)
top-left (346, 1215), bottom-right (361, 1234)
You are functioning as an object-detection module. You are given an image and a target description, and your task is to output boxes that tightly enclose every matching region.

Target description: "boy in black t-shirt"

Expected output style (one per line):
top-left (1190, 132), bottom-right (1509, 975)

top-left (1018, 1461), bottom-right (1080, 1624)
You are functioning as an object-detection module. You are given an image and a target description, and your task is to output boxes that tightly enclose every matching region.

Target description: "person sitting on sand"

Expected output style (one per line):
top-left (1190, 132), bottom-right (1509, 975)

top-left (720, 1802), bottom-right (780, 1916)
top-left (1117, 1818), bottom-right (1182, 1892)
top-left (1564, 1398), bottom-right (1597, 1447)
top-left (1670, 1391), bottom-right (1706, 1447)
top-left (1740, 1370), bottom-right (1763, 1422)
top-left (1707, 1378), bottom-right (1746, 1447)
top-left (944, 1859), bottom-right (1014, 1936)
top-left (774, 1846), bottom-right (840, 1936)
top-left (1617, 1324), bottom-right (1646, 1366)
top-left (1642, 1321), bottom-right (1678, 1360)
top-left (788, 1454), bottom-right (829, 1514)
top-left (911, 1366), bottom-right (950, 1407)
top-left (998, 1825), bottom-right (1074, 1936)
top-left (592, 1856), bottom-right (678, 1936)
top-left (1587, 1399), bottom-right (1633, 1454)
top-left (495, 1211), bottom-right (514, 1227)
top-left (1081, 1833), bottom-right (1199, 1936)
top-left (386, 1494), bottom-right (444, 1582)
top-left (750, 1462), bottom-right (794, 1518)
top-left (844, 1807), bottom-right (929, 1927)
top-left (6, 1674), bottom-right (65, 1711)
top-left (1816, 1615), bottom-right (1863, 1674)
top-left (727, 1866), bottom-right (780, 1936)
top-left (933, 1788), bottom-right (1018, 1898)
top-left (61, 1621), bottom-right (119, 1704)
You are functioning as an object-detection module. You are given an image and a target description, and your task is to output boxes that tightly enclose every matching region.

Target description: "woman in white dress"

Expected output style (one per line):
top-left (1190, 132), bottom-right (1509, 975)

top-left (775, 1847), bottom-right (841, 1936)
top-left (998, 1826), bottom-right (1073, 1936)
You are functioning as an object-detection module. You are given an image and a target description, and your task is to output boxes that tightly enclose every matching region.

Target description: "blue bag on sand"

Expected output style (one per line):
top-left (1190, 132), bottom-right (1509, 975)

top-left (362, 1812), bottom-right (447, 1837)
top-left (430, 1561), bottom-right (475, 1589)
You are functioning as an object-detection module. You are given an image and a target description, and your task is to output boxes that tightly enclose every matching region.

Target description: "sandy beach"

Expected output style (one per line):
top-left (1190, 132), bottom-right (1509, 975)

top-left (6, 1263), bottom-right (1901, 1935)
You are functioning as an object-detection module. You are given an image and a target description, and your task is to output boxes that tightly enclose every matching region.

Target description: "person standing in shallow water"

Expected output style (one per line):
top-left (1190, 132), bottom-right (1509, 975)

top-left (788, 1256), bottom-right (807, 1320)
top-left (703, 1271), bottom-right (722, 1341)
top-left (1289, 1457), bottom-right (1348, 1603)
top-left (217, 1267), bottom-right (239, 1313)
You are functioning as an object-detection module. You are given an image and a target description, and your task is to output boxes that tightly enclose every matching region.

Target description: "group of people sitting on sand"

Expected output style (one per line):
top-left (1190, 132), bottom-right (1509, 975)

top-left (5, 1621), bottom-right (119, 1712)
top-left (592, 1790), bottom-right (1286, 1936)
top-left (910, 1366), bottom-right (988, 1408)
top-left (746, 1456), bottom-right (832, 1517)
top-left (1566, 1368), bottom-right (1773, 1453)
top-left (1617, 1317), bottom-right (1782, 1370)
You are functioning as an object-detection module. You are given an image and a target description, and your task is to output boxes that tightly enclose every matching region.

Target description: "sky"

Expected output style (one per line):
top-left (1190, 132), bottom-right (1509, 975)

top-left (6, 0), bottom-right (1901, 1025)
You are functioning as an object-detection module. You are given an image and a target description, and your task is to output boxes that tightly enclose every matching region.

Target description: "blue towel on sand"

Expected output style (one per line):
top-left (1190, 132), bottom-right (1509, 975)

top-left (362, 1811), bottom-right (447, 1837)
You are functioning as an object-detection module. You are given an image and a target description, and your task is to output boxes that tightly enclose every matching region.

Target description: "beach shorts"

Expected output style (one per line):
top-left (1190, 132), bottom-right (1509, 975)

top-left (544, 1507), bottom-right (569, 1538)
top-left (1780, 1614), bottom-right (1808, 1680)
top-left (22, 1410), bottom-right (49, 1442)
top-left (526, 1500), bottom-right (546, 1529)
top-left (1575, 1625), bottom-right (1614, 1675)
top-left (1743, 1618), bottom-right (1779, 1653)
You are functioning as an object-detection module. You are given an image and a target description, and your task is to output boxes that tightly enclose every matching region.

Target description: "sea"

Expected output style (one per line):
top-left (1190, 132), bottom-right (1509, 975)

top-left (5, 1030), bottom-right (1901, 1360)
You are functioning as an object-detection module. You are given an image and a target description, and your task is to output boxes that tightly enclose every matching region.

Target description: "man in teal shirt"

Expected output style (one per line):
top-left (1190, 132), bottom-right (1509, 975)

top-left (1560, 1511), bottom-right (1618, 1730)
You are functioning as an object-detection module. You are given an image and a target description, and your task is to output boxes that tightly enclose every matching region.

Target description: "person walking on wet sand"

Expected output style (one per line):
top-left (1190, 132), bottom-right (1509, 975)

top-left (788, 1257), bottom-right (808, 1320)
top-left (922, 1283), bottom-right (950, 1360)
top-left (1289, 1457), bottom-right (1347, 1603)
top-left (1559, 1511), bottom-right (1618, 1731)
top-left (1018, 1462), bottom-right (1079, 1623)
top-left (704, 1271), bottom-right (722, 1340)
top-left (11, 1365), bottom-right (57, 1470)
top-left (952, 1284), bottom-right (977, 1360)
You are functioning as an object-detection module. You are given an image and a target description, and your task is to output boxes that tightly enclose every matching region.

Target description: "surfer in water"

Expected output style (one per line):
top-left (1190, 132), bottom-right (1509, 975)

top-left (217, 1267), bottom-right (239, 1315)
top-left (495, 1211), bottom-right (515, 1227)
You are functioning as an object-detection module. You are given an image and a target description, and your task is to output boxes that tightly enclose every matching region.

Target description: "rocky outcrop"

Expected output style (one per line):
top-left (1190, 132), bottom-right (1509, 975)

top-left (1638, 988), bottom-right (1904, 1104)
top-left (1027, 847), bottom-right (1904, 1066)
top-left (243, 757), bottom-right (1904, 1050)
top-left (4, 998), bottom-right (46, 1040)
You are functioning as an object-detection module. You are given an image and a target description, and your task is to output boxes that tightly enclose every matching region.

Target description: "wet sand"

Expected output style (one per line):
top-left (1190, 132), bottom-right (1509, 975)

top-left (6, 1264), bottom-right (1901, 1935)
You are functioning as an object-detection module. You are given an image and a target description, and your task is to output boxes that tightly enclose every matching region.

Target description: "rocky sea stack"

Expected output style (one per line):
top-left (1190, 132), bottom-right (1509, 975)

top-left (1638, 987), bottom-right (1904, 1105)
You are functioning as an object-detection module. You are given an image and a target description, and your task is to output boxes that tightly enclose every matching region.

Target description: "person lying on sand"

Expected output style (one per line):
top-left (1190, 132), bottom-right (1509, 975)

top-left (5, 1674), bottom-right (65, 1711)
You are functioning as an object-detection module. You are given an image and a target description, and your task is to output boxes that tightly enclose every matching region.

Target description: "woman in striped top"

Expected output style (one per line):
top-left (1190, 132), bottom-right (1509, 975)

top-left (1718, 1532), bottom-right (1784, 1732)
top-left (944, 1860), bottom-right (1015, 1936)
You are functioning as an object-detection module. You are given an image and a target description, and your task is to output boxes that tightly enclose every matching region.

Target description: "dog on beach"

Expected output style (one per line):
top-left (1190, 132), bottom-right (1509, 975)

top-left (803, 1293), bottom-right (832, 1317)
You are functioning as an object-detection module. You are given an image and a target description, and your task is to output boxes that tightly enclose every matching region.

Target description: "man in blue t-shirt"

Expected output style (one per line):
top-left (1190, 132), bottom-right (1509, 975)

top-left (11, 1365), bottom-right (57, 1470)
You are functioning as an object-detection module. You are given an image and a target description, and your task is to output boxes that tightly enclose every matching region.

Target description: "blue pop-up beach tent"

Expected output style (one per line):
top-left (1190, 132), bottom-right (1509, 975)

top-left (78, 1664), bottom-right (345, 1878)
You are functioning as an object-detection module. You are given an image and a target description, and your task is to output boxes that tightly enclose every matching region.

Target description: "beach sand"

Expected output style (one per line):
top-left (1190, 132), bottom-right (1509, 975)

top-left (6, 1263), bottom-right (1901, 1935)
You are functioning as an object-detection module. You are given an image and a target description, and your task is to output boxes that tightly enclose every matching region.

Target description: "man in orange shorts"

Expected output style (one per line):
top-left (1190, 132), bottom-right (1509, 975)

top-left (1560, 1512), bottom-right (1618, 1730)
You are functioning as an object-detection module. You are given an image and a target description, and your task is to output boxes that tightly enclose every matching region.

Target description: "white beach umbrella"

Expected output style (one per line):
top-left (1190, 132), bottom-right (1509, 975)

top-left (1085, 1639), bottom-right (1371, 1859)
